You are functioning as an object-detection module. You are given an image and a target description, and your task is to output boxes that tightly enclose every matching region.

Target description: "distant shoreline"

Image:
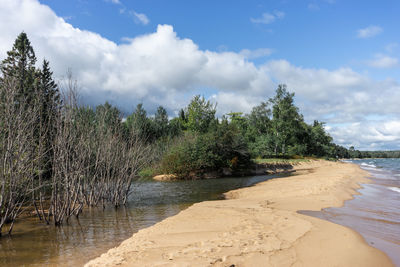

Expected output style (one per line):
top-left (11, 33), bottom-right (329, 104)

top-left (86, 160), bottom-right (393, 267)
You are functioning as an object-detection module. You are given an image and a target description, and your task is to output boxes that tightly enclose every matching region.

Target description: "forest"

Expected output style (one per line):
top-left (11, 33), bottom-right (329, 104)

top-left (0, 33), bottom-right (385, 236)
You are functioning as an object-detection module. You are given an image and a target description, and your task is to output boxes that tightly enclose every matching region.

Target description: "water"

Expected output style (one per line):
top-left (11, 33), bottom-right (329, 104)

top-left (0, 173), bottom-right (288, 266)
top-left (302, 158), bottom-right (400, 266)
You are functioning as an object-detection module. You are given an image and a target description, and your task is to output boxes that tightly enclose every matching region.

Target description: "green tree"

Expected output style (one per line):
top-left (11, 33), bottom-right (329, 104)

top-left (35, 59), bottom-right (61, 179)
top-left (308, 120), bottom-right (333, 157)
top-left (153, 106), bottom-right (169, 138)
top-left (39, 59), bottom-right (60, 109)
top-left (247, 102), bottom-right (271, 135)
top-left (269, 84), bottom-right (303, 155)
top-left (126, 103), bottom-right (153, 141)
top-left (185, 95), bottom-right (216, 133)
top-left (95, 102), bottom-right (121, 134)
top-left (168, 117), bottom-right (184, 137)
top-left (1, 32), bottom-right (37, 102)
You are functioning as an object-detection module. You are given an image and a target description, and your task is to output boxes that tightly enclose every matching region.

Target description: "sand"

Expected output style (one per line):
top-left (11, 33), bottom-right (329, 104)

top-left (85, 160), bottom-right (394, 267)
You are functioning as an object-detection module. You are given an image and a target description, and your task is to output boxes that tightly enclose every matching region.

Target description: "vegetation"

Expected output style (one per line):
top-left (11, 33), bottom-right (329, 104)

top-left (0, 33), bottom-right (150, 234)
top-left (253, 158), bottom-right (311, 164)
top-left (343, 147), bottom-right (400, 159)
top-left (0, 33), bottom-right (394, 236)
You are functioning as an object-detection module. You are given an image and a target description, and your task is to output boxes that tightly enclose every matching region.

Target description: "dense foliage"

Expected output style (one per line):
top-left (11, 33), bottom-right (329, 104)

top-left (153, 86), bottom-right (341, 178)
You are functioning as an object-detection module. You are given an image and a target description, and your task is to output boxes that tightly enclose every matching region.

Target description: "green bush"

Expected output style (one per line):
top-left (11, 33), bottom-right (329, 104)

top-left (159, 123), bottom-right (251, 178)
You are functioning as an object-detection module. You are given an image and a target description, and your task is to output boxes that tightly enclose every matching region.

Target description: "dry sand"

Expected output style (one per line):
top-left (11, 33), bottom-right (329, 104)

top-left (85, 160), bottom-right (394, 267)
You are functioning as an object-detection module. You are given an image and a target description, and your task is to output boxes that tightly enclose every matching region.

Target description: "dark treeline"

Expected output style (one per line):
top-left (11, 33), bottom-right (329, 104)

top-left (344, 147), bottom-right (400, 159)
top-left (0, 33), bottom-right (368, 236)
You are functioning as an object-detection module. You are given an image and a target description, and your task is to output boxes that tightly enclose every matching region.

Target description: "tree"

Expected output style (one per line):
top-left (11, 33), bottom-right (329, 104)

top-left (35, 60), bottom-right (61, 178)
top-left (0, 32), bottom-right (37, 102)
top-left (0, 75), bottom-right (40, 234)
top-left (185, 95), bottom-right (216, 133)
top-left (126, 103), bottom-right (153, 141)
top-left (308, 120), bottom-right (333, 157)
top-left (247, 101), bottom-right (271, 135)
top-left (168, 117), bottom-right (184, 137)
top-left (269, 84), bottom-right (303, 155)
top-left (39, 59), bottom-right (60, 110)
top-left (95, 102), bottom-right (121, 134)
top-left (153, 106), bottom-right (169, 138)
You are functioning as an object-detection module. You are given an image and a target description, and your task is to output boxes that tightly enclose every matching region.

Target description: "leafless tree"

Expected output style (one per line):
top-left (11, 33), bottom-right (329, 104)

top-left (0, 70), bottom-right (153, 232)
top-left (0, 77), bottom-right (42, 235)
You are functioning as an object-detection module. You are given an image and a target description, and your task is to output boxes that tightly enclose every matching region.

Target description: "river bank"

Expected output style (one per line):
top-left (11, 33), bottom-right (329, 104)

top-left (0, 170), bottom-right (291, 266)
top-left (85, 160), bottom-right (393, 267)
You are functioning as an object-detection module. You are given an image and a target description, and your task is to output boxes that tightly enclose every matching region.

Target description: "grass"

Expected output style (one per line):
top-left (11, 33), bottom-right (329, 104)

top-left (138, 167), bottom-right (156, 179)
top-left (253, 157), bottom-right (311, 164)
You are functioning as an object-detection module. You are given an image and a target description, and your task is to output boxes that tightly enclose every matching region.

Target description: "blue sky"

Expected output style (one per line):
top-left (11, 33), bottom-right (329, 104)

top-left (1, 0), bottom-right (400, 150)
top-left (43, 0), bottom-right (399, 77)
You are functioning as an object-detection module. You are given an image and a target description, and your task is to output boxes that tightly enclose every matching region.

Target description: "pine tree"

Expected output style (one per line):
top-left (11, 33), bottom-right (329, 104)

top-left (154, 106), bottom-right (169, 138)
top-left (36, 60), bottom-right (60, 179)
top-left (126, 103), bottom-right (153, 140)
top-left (1, 32), bottom-right (37, 102)
top-left (40, 60), bottom-right (59, 104)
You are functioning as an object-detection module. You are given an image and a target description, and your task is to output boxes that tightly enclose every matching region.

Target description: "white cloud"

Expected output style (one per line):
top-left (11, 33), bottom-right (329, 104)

top-left (131, 11), bottom-right (150, 25)
top-left (357, 25), bottom-right (383, 39)
top-left (274, 11), bottom-right (285, 19)
top-left (1, 0), bottom-right (400, 150)
top-left (109, 2), bottom-right (149, 25)
top-left (328, 120), bottom-right (400, 150)
top-left (367, 54), bottom-right (398, 68)
top-left (105, 0), bottom-right (121, 4)
top-left (250, 11), bottom-right (285, 24)
top-left (239, 48), bottom-right (273, 59)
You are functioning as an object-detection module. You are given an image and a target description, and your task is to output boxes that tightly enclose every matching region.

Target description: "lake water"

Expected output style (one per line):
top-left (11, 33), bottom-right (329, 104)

top-left (301, 159), bottom-right (400, 266)
top-left (0, 173), bottom-right (289, 266)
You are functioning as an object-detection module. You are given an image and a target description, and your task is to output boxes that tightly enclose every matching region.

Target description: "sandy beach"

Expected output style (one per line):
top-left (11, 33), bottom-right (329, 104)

top-left (85, 160), bottom-right (394, 267)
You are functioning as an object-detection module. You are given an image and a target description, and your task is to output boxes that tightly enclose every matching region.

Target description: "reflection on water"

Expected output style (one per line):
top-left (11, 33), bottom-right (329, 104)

top-left (0, 173), bottom-right (287, 266)
top-left (300, 159), bottom-right (400, 266)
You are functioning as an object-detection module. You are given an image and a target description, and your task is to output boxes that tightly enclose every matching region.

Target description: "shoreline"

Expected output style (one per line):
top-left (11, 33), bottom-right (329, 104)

top-left (85, 160), bottom-right (393, 267)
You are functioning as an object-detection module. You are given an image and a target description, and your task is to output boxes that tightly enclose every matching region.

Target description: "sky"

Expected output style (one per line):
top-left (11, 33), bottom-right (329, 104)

top-left (0, 0), bottom-right (399, 150)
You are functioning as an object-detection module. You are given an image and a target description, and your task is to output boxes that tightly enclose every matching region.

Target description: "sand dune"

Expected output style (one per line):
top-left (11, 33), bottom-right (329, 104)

top-left (85, 160), bottom-right (393, 267)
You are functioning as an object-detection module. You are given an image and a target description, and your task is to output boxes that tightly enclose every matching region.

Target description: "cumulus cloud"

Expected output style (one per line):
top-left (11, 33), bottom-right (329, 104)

top-left (357, 25), bottom-right (383, 38)
top-left (367, 54), bottom-right (398, 68)
top-left (250, 11), bottom-right (285, 24)
top-left (328, 120), bottom-right (400, 150)
top-left (1, 0), bottom-right (400, 150)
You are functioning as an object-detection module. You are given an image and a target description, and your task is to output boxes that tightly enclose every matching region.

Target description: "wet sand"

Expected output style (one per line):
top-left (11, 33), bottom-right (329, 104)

top-left (85, 160), bottom-right (393, 267)
top-left (301, 161), bottom-right (400, 266)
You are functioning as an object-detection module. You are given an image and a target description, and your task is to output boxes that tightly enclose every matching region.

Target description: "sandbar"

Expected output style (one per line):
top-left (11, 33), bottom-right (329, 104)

top-left (85, 160), bottom-right (393, 267)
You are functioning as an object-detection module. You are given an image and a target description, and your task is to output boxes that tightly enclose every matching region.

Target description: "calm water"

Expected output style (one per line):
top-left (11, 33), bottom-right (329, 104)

top-left (0, 173), bottom-right (288, 266)
top-left (301, 158), bottom-right (400, 266)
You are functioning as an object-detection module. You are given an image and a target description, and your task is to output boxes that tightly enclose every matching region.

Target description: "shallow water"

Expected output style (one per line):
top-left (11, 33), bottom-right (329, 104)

top-left (0, 173), bottom-right (288, 266)
top-left (301, 159), bottom-right (400, 266)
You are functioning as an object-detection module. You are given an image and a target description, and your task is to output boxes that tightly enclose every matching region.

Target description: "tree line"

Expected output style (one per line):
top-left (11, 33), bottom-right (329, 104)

top-left (344, 147), bottom-right (400, 159)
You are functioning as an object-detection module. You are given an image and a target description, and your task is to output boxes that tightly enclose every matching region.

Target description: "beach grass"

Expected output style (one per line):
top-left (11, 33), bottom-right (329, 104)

top-left (253, 157), bottom-right (311, 164)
